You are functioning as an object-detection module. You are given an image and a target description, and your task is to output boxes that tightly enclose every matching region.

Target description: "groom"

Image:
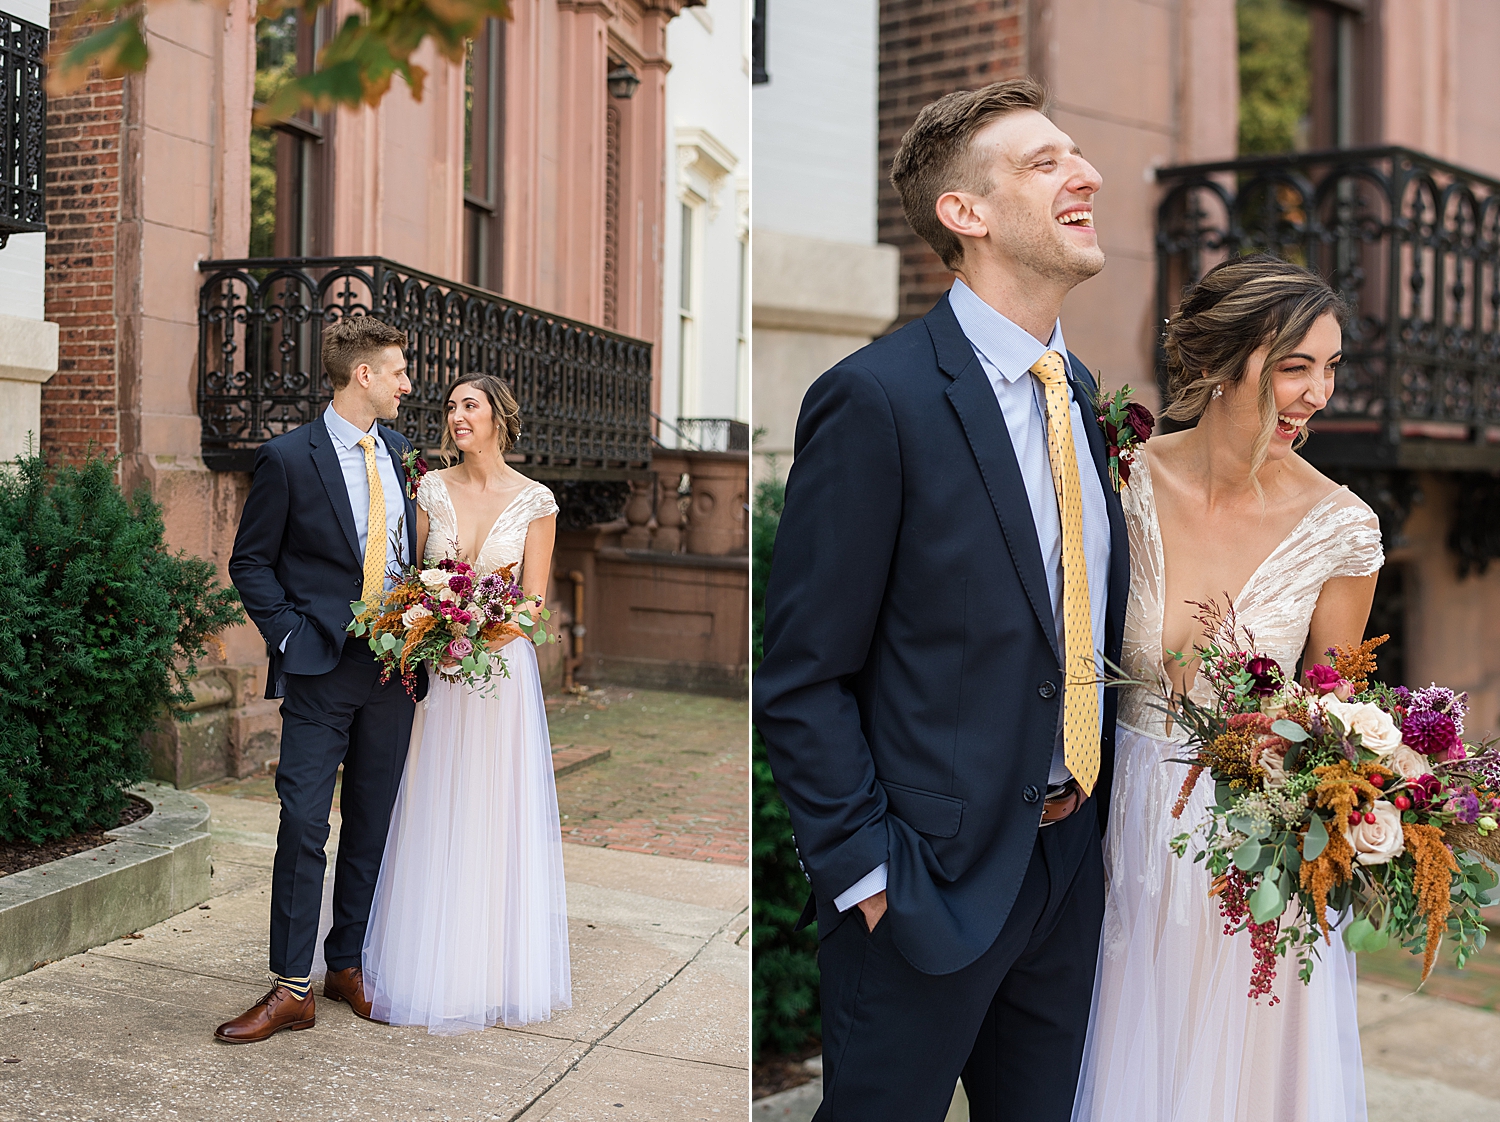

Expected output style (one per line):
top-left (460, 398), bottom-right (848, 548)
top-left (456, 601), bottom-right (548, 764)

top-left (754, 79), bottom-right (1129, 1120)
top-left (217, 315), bottom-right (425, 1043)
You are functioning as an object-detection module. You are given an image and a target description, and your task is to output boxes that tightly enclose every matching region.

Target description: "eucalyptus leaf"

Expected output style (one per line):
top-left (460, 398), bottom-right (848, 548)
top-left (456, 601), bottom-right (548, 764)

top-left (1248, 878), bottom-right (1285, 923)
top-left (1271, 719), bottom-right (1310, 743)
top-left (1228, 813), bottom-right (1270, 840)
top-left (534, 628), bottom-right (548, 644)
top-left (1233, 837), bottom-right (1264, 872)
top-left (1303, 814), bottom-right (1329, 861)
top-left (1343, 916), bottom-right (1375, 951)
top-left (1362, 926), bottom-right (1389, 953)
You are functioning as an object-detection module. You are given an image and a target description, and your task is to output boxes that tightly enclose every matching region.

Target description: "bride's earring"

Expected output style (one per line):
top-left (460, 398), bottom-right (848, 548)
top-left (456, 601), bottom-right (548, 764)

top-left (1210, 384), bottom-right (1224, 401)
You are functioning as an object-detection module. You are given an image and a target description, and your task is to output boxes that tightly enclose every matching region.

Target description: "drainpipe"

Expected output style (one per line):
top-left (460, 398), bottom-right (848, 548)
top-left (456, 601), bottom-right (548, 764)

top-left (557, 569), bottom-right (586, 690)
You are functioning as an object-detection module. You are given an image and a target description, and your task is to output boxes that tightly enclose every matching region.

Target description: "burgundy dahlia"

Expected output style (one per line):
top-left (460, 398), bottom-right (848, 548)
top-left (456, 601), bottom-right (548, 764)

top-left (1402, 708), bottom-right (1463, 760)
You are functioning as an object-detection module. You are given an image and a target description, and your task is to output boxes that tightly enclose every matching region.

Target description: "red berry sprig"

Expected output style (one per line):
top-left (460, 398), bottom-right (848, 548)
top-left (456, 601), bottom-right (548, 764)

top-left (1218, 867), bottom-right (1281, 1004)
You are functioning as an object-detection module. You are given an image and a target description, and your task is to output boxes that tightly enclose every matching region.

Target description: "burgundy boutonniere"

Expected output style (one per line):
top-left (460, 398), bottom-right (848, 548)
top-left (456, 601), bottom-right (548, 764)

top-left (1093, 381), bottom-right (1155, 491)
top-left (401, 447), bottom-right (430, 501)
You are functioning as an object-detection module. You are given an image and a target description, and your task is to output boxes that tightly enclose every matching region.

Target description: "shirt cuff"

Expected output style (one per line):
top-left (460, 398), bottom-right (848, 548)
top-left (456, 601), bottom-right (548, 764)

top-left (834, 863), bottom-right (888, 913)
top-left (279, 630), bottom-right (292, 653)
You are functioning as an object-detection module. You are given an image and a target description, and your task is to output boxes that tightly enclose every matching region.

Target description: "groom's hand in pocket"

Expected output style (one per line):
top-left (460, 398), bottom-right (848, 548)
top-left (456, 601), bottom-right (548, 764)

top-left (857, 890), bottom-right (887, 932)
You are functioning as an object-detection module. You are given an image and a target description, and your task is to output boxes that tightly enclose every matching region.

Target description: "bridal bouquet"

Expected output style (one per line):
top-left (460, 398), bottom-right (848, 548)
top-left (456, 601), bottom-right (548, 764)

top-left (348, 558), bottom-right (551, 697)
top-left (1167, 603), bottom-right (1498, 1001)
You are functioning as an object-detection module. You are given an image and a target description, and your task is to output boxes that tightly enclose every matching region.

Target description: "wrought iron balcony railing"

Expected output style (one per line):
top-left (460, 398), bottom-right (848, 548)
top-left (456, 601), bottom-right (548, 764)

top-left (669, 417), bottom-right (750, 454)
top-left (1156, 146), bottom-right (1500, 470)
top-left (0, 13), bottom-right (46, 250)
top-left (197, 257), bottom-right (653, 477)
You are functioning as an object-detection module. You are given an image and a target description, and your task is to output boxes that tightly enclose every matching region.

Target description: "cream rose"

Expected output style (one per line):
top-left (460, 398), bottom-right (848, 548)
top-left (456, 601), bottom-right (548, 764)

top-left (1343, 800), bottom-right (1406, 866)
top-left (401, 603), bottom-right (432, 627)
top-left (1259, 742), bottom-right (1289, 788)
top-left (418, 569), bottom-right (449, 590)
top-left (1322, 699), bottom-right (1401, 757)
top-left (1389, 744), bottom-right (1428, 780)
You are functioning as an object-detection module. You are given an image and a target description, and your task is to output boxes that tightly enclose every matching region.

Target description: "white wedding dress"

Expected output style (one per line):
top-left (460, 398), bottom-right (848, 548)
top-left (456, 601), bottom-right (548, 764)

top-left (1072, 451), bottom-right (1383, 1121)
top-left (362, 473), bottom-right (571, 1034)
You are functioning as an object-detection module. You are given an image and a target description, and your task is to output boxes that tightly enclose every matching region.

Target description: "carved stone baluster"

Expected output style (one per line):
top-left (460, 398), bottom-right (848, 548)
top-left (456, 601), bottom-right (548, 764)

top-left (620, 478), bottom-right (654, 550)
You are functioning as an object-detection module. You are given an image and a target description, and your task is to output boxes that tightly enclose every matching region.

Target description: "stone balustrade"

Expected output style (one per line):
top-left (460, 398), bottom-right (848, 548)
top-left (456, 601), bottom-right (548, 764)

top-left (618, 448), bottom-right (748, 557)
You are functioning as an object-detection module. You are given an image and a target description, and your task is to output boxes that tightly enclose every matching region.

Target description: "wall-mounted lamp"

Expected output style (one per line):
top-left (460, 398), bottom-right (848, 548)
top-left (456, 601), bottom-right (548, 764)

top-left (607, 63), bottom-right (641, 100)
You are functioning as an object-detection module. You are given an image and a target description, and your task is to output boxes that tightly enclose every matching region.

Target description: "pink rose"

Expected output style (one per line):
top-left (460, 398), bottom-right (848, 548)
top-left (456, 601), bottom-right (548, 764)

top-left (1304, 664), bottom-right (1344, 695)
top-left (446, 636), bottom-right (473, 660)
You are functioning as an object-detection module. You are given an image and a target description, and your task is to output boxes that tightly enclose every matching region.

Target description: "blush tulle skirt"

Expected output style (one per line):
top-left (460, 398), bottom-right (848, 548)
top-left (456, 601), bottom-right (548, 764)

top-left (362, 640), bottom-right (572, 1034)
top-left (1071, 724), bottom-right (1366, 1122)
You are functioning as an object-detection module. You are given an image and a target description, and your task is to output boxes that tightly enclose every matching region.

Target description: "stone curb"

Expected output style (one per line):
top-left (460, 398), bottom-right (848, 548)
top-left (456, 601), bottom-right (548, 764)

top-left (0, 782), bottom-right (212, 982)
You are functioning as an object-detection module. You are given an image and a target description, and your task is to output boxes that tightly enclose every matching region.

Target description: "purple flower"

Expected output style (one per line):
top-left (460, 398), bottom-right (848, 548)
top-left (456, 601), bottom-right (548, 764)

top-left (1304, 664), bottom-right (1344, 695)
top-left (448, 572), bottom-right (473, 596)
top-left (1393, 686), bottom-right (1412, 706)
top-left (1403, 709), bottom-right (1464, 760)
top-left (1245, 655), bottom-right (1282, 697)
top-left (1410, 686), bottom-right (1468, 735)
top-left (1448, 788), bottom-right (1481, 825)
top-left (1408, 774), bottom-right (1442, 809)
top-left (446, 636), bottom-right (473, 660)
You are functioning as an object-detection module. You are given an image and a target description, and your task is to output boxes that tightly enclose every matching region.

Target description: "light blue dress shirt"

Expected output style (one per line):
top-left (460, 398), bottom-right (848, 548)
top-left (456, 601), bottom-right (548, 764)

top-left (280, 404), bottom-right (406, 652)
top-left (834, 280), bottom-right (1113, 915)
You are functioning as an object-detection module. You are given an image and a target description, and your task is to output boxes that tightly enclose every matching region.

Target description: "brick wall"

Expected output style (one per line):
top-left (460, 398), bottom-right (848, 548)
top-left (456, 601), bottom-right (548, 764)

top-left (878, 0), bottom-right (1028, 328)
top-left (42, 0), bottom-right (125, 461)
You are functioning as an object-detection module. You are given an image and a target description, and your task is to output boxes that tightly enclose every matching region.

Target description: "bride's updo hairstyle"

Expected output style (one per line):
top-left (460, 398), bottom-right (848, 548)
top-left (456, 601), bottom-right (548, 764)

top-left (441, 372), bottom-right (523, 463)
top-left (1163, 253), bottom-right (1347, 472)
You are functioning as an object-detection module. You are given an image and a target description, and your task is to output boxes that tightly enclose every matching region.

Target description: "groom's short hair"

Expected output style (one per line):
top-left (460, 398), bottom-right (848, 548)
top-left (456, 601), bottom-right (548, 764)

top-left (891, 78), bottom-right (1049, 270)
top-left (322, 316), bottom-right (409, 390)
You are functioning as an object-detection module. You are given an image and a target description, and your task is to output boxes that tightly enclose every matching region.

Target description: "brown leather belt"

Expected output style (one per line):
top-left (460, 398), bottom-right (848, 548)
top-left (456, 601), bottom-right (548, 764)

top-left (1039, 779), bottom-right (1087, 826)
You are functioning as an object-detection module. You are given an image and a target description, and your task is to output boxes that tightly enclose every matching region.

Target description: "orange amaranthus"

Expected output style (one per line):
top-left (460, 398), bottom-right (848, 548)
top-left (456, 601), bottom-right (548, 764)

top-left (1299, 825), bottom-right (1355, 943)
top-left (1403, 822), bottom-right (1459, 982)
top-left (1330, 634), bottom-right (1389, 694)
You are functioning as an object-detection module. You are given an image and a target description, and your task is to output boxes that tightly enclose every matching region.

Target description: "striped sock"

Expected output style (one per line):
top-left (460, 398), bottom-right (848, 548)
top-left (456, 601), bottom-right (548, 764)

top-left (272, 973), bottom-right (312, 999)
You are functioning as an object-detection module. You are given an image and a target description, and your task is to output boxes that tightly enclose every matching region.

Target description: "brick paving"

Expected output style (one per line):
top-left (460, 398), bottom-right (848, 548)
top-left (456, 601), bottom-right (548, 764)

top-left (198, 684), bottom-right (749, 866)
top-left (549, 686), bottom-right (749, 865)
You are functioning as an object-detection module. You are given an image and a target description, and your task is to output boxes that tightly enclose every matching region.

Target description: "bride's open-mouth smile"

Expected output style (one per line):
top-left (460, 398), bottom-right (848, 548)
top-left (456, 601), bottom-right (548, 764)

top-left (1275, 412), bottom-right (1310, 440)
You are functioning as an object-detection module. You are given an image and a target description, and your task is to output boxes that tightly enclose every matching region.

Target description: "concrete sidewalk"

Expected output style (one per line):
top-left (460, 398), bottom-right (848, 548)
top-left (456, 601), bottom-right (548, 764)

top-left (0, 792), bottom-right (749, 1121)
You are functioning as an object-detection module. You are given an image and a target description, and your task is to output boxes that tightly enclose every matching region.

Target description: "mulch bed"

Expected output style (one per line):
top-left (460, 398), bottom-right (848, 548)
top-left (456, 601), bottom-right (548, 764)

top-left (0, 796), bottom-right (154, 878)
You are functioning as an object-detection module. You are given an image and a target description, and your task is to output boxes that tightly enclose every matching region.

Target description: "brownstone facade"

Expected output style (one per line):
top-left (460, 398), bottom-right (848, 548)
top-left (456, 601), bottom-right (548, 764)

top-left (877, 0), bottom-right (1027, 328)
top-left (41, 4), bottom-right (126, 462)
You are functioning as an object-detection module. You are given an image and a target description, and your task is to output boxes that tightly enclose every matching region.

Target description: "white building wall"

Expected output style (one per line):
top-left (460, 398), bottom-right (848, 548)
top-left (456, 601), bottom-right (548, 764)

top-left (750, 0), bottom-right (898, 478)
top-left (660, 0), bottom-right (751, 440)
top-left (0, 0), bottom-right (60, 457)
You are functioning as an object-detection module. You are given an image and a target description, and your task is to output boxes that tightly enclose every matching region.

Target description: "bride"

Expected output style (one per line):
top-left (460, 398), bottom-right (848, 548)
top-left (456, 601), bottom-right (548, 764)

top-left (354, 372), bottom-right (572, 1034)
top-left (1073, 255), bottom-right (1383, 1121)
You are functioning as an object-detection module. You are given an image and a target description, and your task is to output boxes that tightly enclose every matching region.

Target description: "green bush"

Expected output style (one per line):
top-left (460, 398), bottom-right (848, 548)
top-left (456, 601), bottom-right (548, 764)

top-left (0, 453), bottom-right (243, 843)
top-left (751, 472), bottom-right (822, 1058)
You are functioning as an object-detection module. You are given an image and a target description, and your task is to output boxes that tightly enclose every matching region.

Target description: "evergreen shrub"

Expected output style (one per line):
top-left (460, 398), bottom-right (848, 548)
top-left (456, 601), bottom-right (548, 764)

top-left (0, 453), bottom-right (243, 843)
top-left (751, 472), bottom-right (822, 1058)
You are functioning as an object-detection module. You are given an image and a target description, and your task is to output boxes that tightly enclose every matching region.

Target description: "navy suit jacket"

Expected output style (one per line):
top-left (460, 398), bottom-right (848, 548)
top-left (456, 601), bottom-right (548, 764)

top-left (753, 293), bottom-right (1129, 976)
top-left (229, 414), bottom-right (425, 701)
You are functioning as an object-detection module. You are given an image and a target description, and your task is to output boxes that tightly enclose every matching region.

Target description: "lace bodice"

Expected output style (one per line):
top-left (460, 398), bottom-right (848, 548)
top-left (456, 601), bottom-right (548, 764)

top-left (1116, 449), bottom-right (1383, 740)
top-left (416, 472), bottom-right (559, 581)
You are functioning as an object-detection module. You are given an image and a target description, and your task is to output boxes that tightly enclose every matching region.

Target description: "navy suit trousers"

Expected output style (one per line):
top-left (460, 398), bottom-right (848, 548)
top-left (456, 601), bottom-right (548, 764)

top-left (813, 805), bottom-right (1104, 1122)
top-left (268, 642), bottom-right (414, 977)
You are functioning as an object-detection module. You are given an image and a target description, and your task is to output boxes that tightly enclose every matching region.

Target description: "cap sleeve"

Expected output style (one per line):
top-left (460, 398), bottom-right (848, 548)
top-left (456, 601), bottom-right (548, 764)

top-left (531, 483), bottom-right (560, 521)
top-left (1329, 498), bottom-right (1384, 579)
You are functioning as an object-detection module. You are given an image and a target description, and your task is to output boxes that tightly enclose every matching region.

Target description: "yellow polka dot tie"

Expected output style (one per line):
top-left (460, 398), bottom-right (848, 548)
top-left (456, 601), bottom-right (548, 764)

top-left (357, 435), bottom-right (388, 606)
top-left (1030, 351), bottom-right (1099, 796)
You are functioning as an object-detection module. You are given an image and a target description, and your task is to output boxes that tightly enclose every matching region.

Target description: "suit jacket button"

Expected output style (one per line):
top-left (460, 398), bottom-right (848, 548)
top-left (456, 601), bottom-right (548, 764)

top-left (1038, 681), bottom-right (1057, 699)
top-left (1023, 785), bottom-right (1041, 804)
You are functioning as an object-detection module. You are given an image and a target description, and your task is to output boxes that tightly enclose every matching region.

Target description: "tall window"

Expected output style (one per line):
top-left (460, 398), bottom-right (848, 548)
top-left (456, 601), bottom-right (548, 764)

top-left (676, 201), bottom-right (700, 425)
top-left (250, 10), bottom-right (331, 257)
top-left (1237, 0), bottom-right (1372, 155)
top-left (464, 20), bottom-right (505, 291)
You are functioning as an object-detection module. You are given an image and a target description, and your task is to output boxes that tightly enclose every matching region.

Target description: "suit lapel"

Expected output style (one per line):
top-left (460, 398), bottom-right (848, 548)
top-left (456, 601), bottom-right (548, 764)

top-left (378, 425), bottom-right (419, 568)
top-left (929, 295), bottom-right (1060, 662)
top-left (1066, 352), bottom-right (1131, 655)
top-left (309, 415), bottom-right (363, 566)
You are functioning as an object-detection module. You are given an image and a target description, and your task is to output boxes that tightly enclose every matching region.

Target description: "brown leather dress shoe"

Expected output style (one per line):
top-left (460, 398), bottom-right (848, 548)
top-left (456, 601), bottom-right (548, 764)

top-left (323, 965), bottom-right (385, 1023)
top-left (213, 986), bottom-right (315, 1044)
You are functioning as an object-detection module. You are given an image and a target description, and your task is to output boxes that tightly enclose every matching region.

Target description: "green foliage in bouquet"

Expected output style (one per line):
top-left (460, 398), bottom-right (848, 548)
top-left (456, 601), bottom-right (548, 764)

top-left (750, 471), bottom-right (823, 1058)
top-left (0, 453), bottom-right (243, 844)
